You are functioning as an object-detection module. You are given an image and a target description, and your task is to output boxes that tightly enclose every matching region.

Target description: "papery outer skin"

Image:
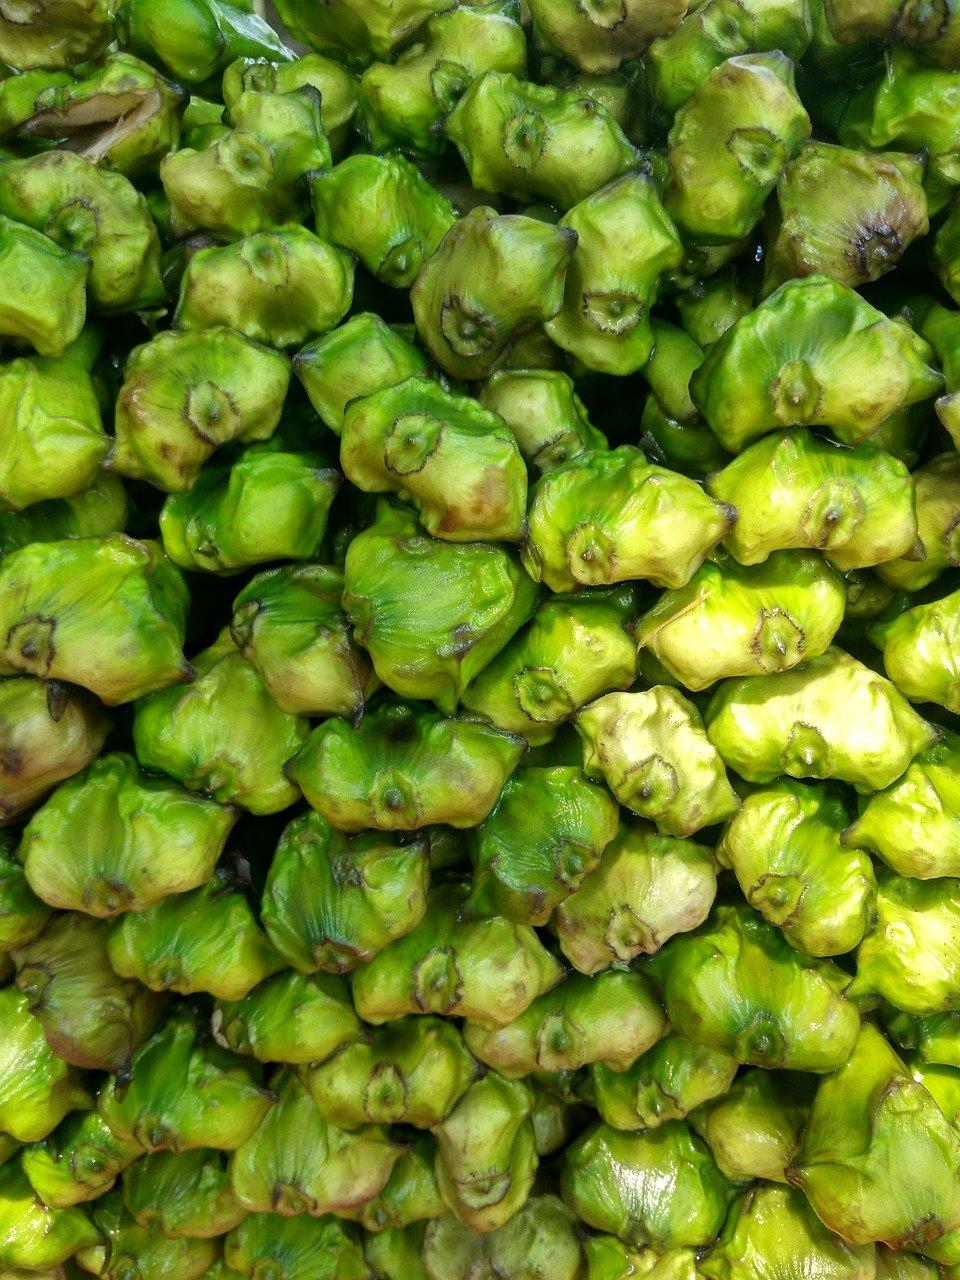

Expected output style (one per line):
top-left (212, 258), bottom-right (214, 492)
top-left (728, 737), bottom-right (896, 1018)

top-left (261, 810), bottom-right (430, 974)
top-left (288, 700), bottom-right (525, 832)
top-left (443, 71), bottom-right (638, 211)
top-left (159, 88), bottom-right (332, 240)
top-left (213, 969), bottom-right (364, 1065)
top-left (844, 732), bottom-right (960, 879)
top-left (342, 501), bottom-right (539, 715)
top-left (647, 905), bottom-right (861, 1072)
top-left (647, 0), bottom-right (812, 119)
top-left (122, 0), bottom-right (287, 84)
top-left (106, 867), bottom-right (285, 1001)
top-left (310, 154), bottom-right (455, 289)
top-left (0, 68), bottom-right (74, 135)
top-left (544, 172), bottom-right (683, 376)
top-left (132, 629), bottom-right (309, 815)
top-left (691, 276), bottom-right (942, 452)
top-left (575, 687), bottom-right (739, 837)
top-left (523, 445), bottom-right (734, 593)
top-left (716, 778), bottom-right (876, 957)
top-left (461, 765), bottom-right (620, 925)
top-left (304, 1015), bottom-right (477, 1130)
top-left (231, 564), bottom-right (375, 719)
top-left (431, 1072), bottom-right (538, 1233)
top-left (410, 205), bottom-right (577, 380)
top-left (764, 142), bottom-right (928, 292)
top-left (706, 430), bottom-right (918, 570)
top-left (340, 376), bottom-right (528, 543)
top-left (98, 1008), bottom-right (274, 1154)
top-left (222, 53), bottom-right (359, 155)
top-left (464, 968), bottom-right (667, 1076)
top-left (11, 52), bottom-right (186, 179)
top-left (699, 1183), bottom-right (877, 1280)
top-left (110, 327), bottom-right (291, 493)
top-left (0, 336), bottom-right (107, 511)
top-left (22, 1109), bottom-right (141, 1208)
top-left (704, 647), bottom-right (936, 792)
top-left (461, 587), bottom-right (638, 745)
top-left (350, 881), bottom-right (563, 1028)
top-left (636, 551), bottom-right (847, 691)
top-left (228, 1069), bottom-right (403, 1217)
top-left (0, 678), bottom-right (109, 823)
top-left (175, 228), bottom-right (354, 348)
top-left (159, 447), bottom-right (340, 573)
top-left (0, 472), bottom-right (129, 555)
top-left (479, 368), bottom-right (607, 470)
top-left (20, 752), bottom-right (235, 917)
top-left (789, 1024), bottom-right (960, 1248)
top-left (295, 312), bottom-right (435, 435)
top-left (421, 1195), bottom-right (582, 1280)
top-left (592, 1033), bottom-right (738, 1132)
top-left (0, 986), bottom-right (90, 1141)
top-left (877, 454), bottom-right (960, 592)
top-left (0, 1161), bottom-right (100, 1271)
top-left (122, 1149), bottom-right (245, 1239)
top-left (554, 822), bottom-right (718, 974)
top-left (358, 1), bottom-right (526, 158)
top-left (0, 150), bottom-right (163, 312)
top-left (665, 53), bottom-right (811, 246)
top-left (269, 0), bottom-right (455, 68)
top-left (13, 911), bottom-right (168, 1070)
top-left (0, 217), bottom-right (86, 356)
top-left (876, 588), bottom-right (960, 714)
top-left (561, 1120), bottom-right (736, 1250)
top-left (851, 872), bottom-right (960, 1016)
top-left (690, 1066), bottom-right (815, 1183)
top-left (0, 535), bottom-right (191, 705)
